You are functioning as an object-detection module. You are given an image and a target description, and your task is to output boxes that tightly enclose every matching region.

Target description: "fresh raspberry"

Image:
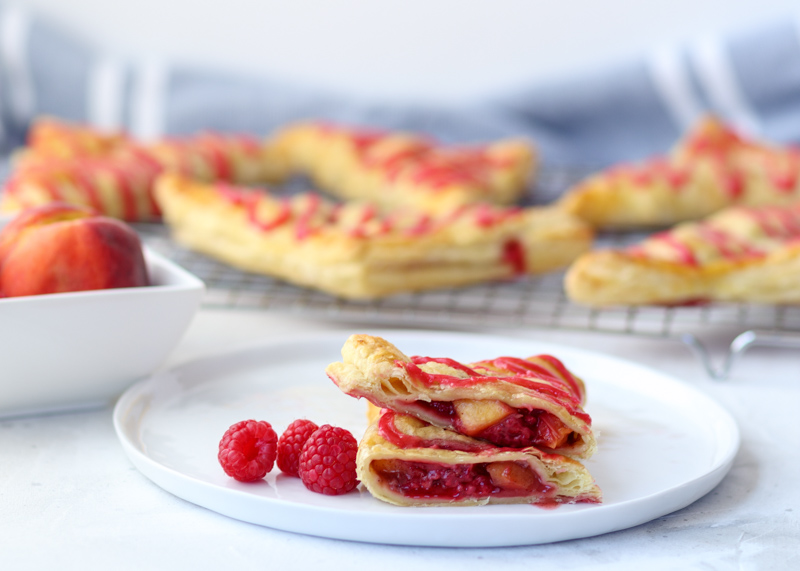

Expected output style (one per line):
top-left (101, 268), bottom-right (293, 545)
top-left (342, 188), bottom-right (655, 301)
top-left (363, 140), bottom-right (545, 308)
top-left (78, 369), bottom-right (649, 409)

top-left (218, 420), bottom-right (278, 482)
top-left (276, 419), bottom-right (319, 477)
top-left (298, 425), bottom-right (359, 495)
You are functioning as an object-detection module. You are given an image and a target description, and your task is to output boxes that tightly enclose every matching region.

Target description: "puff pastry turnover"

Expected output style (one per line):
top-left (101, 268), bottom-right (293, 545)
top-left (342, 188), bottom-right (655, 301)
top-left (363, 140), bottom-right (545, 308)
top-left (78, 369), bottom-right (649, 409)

top-left (2, 118), bottom-right (283, 221)
top-left (154, 173), bottom-right (592, 299)
top-left (559, 116), bottom-right (800, 229)
top-left (326, 334), bottom-right (596, 458)
top-left (15, 116), bottom-right (131, 165)
top-left (273, 121), bottom-right (536, 214)
top-left (357, 409), bottom-right (601, 507)
top-left (565, 201), bottom-right (800, 306)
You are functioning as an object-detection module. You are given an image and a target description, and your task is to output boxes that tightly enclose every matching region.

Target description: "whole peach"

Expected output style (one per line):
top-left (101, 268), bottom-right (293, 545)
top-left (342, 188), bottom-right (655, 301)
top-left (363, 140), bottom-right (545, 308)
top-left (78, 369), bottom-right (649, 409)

top-left (0, 202), bottom-right (149, 297)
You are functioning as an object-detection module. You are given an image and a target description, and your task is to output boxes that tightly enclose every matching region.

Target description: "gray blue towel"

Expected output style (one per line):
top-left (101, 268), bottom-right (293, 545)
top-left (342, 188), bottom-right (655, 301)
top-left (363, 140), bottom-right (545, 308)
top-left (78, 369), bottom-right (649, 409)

top-left (1, 4), bottom-right (799, 167)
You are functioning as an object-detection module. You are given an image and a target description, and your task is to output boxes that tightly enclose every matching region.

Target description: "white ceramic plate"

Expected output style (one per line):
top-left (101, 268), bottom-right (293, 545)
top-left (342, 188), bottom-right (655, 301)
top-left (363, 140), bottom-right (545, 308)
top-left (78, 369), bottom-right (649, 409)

top-left (114, 330), bottom-right (739, 547)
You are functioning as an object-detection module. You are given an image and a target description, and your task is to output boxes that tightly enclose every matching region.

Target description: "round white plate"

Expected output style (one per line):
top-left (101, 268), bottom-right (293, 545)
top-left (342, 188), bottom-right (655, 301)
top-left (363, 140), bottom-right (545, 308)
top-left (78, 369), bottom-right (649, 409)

top-left (113, 330), bottom-right (739, 547)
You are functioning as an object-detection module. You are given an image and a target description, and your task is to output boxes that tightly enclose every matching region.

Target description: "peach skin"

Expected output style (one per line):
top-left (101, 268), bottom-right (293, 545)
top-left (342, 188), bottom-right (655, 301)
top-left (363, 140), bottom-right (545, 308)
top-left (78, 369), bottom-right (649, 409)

top-left (0, 202), bottom-right (149, 297)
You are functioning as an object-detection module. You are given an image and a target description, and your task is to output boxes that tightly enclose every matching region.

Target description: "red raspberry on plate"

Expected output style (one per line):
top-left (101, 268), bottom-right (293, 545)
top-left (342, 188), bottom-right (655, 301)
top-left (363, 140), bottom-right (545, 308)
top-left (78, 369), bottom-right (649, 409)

top-left (276, 419), bottom-right (319, 477)
top-left (218, 420), bottom-right (278, 482)
top-left (298, 425), bottom-right (359, 495)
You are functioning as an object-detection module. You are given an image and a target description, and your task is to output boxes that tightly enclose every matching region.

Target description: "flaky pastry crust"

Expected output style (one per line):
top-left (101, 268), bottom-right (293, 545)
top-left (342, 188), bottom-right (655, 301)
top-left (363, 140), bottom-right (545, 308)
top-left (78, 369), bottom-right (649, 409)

top-left (559, 116), bottom-right (800, 229)
top-left (565, 202), bottom-right (800, 306)
top-left (326, 334), bottom-right (596, 458)
top-left (154, 173), bottom-right (592, 299)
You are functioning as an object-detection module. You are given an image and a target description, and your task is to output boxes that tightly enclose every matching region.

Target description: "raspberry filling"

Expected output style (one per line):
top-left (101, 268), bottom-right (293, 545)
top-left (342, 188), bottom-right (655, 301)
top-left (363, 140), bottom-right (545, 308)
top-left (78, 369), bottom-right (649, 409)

top-left (371, 459), bottom-right (553, 501)
top-left (413, 400), bottom-right (576, 450)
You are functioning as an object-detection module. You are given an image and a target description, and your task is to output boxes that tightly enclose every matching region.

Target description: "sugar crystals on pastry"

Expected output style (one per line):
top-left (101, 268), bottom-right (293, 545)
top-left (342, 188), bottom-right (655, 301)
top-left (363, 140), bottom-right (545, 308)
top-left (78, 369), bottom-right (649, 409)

top-left (357, 409), bottom-right (601, 507)
top-left (326, 334), bottom-right (596, 458)
top-left (559, 116), bottom-right (800, 229)
top-left (565, 201), bottom-right (800, 306)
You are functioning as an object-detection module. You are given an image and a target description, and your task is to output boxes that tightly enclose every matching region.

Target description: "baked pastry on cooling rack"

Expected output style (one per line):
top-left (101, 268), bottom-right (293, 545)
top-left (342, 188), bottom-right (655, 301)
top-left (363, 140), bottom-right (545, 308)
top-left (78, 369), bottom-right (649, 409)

top-left (144, 132), bottom-right (284, 185)
top-left (565, 201), bottom-right (800, 306)
top-left (15, 116), bottom-right (131, 166)
top-left (326, 334), bottom-right (596, 458)
top-left (559, 116), bottom-right (800, 229)
top-left (154, 173), bottom-right (592, 299)
top-left (357, 409), bottom-right (601, 507)
top-left (273, 121), bottom-right (536, 214)
top-left (1, 118), bottom-right (282, 221)
top-left (2, 152), bottom-right (165, 221)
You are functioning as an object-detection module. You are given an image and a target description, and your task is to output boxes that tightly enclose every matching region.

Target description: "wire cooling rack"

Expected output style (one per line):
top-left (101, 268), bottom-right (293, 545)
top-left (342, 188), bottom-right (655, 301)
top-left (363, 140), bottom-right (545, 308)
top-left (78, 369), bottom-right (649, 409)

top-left (137, 165), bottom-right (800, 380)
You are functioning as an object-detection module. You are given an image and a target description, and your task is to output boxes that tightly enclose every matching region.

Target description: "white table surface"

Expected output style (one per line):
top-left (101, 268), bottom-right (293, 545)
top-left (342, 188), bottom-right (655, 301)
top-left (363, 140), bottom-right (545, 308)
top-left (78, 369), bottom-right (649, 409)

top-left (2, 307), bottom-right (798, 571)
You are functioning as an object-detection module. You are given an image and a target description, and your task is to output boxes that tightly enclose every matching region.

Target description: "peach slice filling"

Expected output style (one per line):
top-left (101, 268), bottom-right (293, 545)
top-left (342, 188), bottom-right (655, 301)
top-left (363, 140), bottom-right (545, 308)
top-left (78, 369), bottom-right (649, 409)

top-left (371, 458), bottom-right (553, 500)
top-left (415, 399), bottom-right (577, 450)
top-left (453, 399), bottom-right (515, 435)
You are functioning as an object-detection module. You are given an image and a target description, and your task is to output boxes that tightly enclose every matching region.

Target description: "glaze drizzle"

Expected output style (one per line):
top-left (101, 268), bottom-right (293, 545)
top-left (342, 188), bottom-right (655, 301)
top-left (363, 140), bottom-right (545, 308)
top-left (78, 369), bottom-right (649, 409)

top-left (215, 182), bottom-right (528, 250)
top-left (604, 119), bottom-right (800, 200)
top-left (627, 203), bottom-right (800, 266)
top-left (316, 123), bottom-right (519, 193)
top-left (402, 355), bottom-right (590, 423)
top-left (8, 129), bottom-right (263, 221)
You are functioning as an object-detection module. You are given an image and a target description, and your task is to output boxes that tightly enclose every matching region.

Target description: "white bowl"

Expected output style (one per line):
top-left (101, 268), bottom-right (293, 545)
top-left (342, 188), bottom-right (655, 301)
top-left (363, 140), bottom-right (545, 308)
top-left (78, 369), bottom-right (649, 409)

top-left (0, 246), bottom-right (205, 418)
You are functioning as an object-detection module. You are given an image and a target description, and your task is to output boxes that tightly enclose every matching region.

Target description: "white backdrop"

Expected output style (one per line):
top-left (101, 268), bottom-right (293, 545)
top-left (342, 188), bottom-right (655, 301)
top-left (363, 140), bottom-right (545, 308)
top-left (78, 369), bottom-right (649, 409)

top-left (11, 0), bottom-right (800, 103)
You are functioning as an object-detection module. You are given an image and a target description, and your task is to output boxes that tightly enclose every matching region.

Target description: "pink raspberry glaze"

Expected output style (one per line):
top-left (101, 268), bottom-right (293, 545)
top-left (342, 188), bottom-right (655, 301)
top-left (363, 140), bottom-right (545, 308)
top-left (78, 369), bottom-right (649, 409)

top-left (214, 183), bottom-right (527, 246)
top-left (404, 356), bottom-right (587, 415)
top-left (608, 122), bottom-right (800, 199)
top-left (316, 122), bottom-right (517, 193)
top-left (626, 203), bottom-right (800, 268)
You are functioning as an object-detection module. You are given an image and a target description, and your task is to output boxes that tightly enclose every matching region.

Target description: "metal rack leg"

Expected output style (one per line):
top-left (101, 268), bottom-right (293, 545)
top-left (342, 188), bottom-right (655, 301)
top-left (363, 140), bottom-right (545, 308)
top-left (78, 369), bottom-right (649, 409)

top-left (680, 330), bottom-right (800, 380)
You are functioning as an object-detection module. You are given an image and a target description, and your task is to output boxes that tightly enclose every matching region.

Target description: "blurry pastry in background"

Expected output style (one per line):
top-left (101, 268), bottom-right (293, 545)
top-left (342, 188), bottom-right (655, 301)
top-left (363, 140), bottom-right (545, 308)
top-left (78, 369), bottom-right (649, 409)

top-left (565, 201), bottom-right (800, 306)
top-left (13, 116), bottom-right (131, 167)
top-left (155, 173), bottom-right (591, 299)
top-left (559, 117), bottom-right (800, 229)
top-left (273, 121), bottom-right (536, 214)
top-left (1, 152), bottom-right (165, 221)
top-left (1, 118), bottom-right (285, 221)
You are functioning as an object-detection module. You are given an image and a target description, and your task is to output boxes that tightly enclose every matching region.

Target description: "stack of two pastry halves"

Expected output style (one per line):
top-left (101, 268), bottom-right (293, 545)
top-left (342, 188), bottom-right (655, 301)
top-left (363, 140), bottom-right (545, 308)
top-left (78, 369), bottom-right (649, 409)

top-left (325, 334), bottom-right (602, 507)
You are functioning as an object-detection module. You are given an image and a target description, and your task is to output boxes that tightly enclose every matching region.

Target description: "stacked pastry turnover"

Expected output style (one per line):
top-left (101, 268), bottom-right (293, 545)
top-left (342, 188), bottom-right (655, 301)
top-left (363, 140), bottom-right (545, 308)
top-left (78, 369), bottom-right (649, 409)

top-left (326, 334), bottom-right (602, 507)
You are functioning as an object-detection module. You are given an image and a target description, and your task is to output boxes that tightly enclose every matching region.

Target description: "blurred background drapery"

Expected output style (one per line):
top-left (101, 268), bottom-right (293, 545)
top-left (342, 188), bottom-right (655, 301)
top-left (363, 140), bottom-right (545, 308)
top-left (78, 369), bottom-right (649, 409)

top-left (1, 2), bottom-right (800, 165)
